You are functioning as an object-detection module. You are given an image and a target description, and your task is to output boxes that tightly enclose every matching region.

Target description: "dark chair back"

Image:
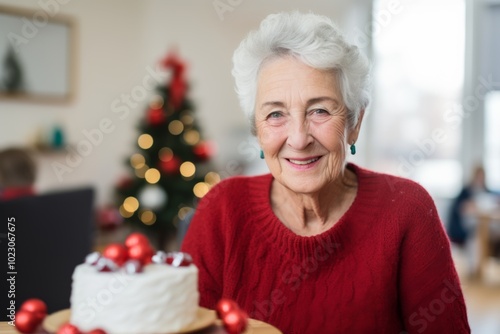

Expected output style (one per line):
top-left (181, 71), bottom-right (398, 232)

top-left (0, 187), bottom-right (94, 319)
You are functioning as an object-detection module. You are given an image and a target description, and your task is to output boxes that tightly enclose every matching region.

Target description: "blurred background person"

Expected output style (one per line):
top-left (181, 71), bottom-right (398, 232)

top-left (0, 147), bottom-right (37, 200)
top-left (447, 165), bottom-right (490, 246)
top-left (447, 164), bottom-right (500, 277)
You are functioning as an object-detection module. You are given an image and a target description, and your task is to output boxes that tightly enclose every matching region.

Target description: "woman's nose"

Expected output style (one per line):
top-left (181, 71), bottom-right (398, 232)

top-left (286, 119), bottom-right (313, 150)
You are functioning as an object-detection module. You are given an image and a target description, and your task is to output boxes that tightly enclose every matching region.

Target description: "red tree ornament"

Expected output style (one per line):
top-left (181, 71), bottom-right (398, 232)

top-left (147, 107), bottom-right (166, 126)
top-left (56, 323), bottom-right (82, 334)
top-left (15, 310), bottom-right (40, 334)
top-left (125, 232), bottom-right (150, 249)
top-left (20, 299), bottom-right (47, 323)
top-left (159, 156), bottom-right (181, 174)
top-left (162, 52), bottom-right (186, 77)
top-left (103, 243), bottom-right (129, 266)
top-left (194, 142), bottom-right (213, 161)
top-left (161, 51), bottom-right (187, 109)
top-left (169, 77), bottom-right (186, 109)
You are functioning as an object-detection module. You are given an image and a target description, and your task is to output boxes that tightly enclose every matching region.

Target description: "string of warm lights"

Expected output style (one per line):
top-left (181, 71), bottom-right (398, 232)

top-left (123, 144), bottom-right (220, 225)
top-left (118, 91), bottom-right (218, 226)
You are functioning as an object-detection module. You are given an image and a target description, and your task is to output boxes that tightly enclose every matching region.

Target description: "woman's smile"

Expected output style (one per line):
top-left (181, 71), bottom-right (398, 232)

top-left (284, 155), bottom-right (322, 169)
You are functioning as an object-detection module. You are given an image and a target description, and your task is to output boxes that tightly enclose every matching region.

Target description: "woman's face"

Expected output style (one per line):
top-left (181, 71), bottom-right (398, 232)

top-left (255, 56), bottom-right (362, 194)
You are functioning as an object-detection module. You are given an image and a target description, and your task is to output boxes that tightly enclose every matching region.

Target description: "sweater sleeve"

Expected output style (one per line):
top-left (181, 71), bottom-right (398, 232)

top-left (181, 183), bottom-right (226, 309)
top-left (398, 185), bottom-right (470, 333)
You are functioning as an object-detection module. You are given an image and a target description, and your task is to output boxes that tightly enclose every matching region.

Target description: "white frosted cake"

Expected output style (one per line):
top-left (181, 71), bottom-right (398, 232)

top-left (69, 250), bottom-right (199, 334)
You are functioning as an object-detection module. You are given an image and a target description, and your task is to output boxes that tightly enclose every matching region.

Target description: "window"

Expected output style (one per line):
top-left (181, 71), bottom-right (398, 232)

top-left (371, 0), bottom-right (465, 198)
top-left (485, 91), bottom-right (500, 191)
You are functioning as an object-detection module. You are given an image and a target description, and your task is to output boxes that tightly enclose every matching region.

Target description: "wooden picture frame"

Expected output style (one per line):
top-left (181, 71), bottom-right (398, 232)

top-left (0, 4), bottom-right (76, 103)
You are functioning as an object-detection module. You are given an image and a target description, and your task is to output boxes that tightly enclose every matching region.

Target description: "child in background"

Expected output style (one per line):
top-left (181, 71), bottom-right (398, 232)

top-left (0, 147), bottom-right (36, 200)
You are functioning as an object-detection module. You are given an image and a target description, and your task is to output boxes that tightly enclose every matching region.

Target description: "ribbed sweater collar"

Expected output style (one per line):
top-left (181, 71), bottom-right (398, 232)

top-left (247, 163), bottom-right (381, 261)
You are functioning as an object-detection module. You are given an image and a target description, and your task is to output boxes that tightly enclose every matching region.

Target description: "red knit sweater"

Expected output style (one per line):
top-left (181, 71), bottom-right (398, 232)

top-left (182, 164), bottom-right (470, 333)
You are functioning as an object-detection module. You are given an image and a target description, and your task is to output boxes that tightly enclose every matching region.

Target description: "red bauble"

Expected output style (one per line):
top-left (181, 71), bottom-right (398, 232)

top-left (194, 142), bottom-right (213, 161)
top-left (20, 298), bottom-right (47, 323)
top-left (103, 243), bottom-right (129, 266)
top-left (56, 323), bottom-right (82, 334)
top-left (147, 107), bottom-right (166, 126)
top-left (215, 298), bottom-right (239, 319)
top-left (87, 329), bottom-right (107, 334)
top-left (222, 309), bottom-right (248, 334)
top-left (15, 310), bottom-right (40, 334)
top-left (170, 77), bottom-right (186, 109)
top-left (128, 243), bottom-right (154, 265)
top-left (159, 156), bottom-right (181, 174)
top-left (124, 233), bottom-right (150, 249)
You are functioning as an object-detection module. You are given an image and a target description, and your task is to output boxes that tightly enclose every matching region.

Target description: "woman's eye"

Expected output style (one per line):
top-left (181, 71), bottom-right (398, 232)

top-left (312, 108), bottom-right (329, 115)
top-left (268, 111), bottom-right (282, 119)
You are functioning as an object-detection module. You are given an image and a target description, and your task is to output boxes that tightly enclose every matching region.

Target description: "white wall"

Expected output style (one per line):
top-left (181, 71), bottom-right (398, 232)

top-left (0, 0), bottom-right (148, 204)
top-left (0, 0), bottom-right (372, 205)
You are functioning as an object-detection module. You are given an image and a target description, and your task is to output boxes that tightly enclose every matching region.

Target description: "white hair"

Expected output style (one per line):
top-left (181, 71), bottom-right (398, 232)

top-left (232, 11), bottom-right (371, 133)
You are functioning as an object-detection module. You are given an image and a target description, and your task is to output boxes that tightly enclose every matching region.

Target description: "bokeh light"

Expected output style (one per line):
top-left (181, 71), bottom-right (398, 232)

top-left (145, 168), bottom-right (161, 184)
top-left (138, 134), bottom-right (154, 149)
top-left (168, 120), bottom-right (184, 135)
top-left (180, 161), bottom-right (196, 178)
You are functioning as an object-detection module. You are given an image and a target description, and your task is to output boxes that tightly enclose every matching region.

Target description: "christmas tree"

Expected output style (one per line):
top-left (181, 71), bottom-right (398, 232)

top-left (115, 51), bottom-right (218, 249)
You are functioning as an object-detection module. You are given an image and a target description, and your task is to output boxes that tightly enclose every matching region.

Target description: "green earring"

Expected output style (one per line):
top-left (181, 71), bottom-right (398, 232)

top-left (260, 150), bottom-right (265, 159)
top-left (350, 144), bottom-right (356, 155)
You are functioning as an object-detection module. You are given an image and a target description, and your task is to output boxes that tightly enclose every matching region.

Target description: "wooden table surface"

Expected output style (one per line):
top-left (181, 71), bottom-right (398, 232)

top-left (0, 318), bottom-right (280, 334)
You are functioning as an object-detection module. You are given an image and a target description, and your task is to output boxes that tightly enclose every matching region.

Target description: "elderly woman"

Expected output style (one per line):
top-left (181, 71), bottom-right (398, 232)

top-left (182, 12), bottom-right (470, 333)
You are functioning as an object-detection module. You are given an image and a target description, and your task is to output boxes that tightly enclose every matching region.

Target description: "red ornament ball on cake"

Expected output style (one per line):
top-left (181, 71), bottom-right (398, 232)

top-left (56, 323), bottom-right (82, 334)
top-left (15, 310), bottom-right (41, 334)
top-left (103, 243), bottom-right (129, 266)
top-left (20, 298), bottom-right (47, 322)
top-left (128, 243), bottom-right (154, 265)
top-left (124, 233), bottom-right (150, 249)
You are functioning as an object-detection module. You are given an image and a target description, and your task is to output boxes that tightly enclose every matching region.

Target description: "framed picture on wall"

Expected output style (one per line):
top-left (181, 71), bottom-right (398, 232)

top-left (0, 5), bottom-right (75, 103)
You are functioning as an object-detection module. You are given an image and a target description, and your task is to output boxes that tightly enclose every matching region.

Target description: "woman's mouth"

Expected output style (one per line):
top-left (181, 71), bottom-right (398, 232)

top-left (287, 157), bottom-right (320, 165)
top-left (284, 156), bottom-right (323, 170)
